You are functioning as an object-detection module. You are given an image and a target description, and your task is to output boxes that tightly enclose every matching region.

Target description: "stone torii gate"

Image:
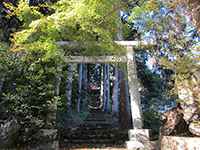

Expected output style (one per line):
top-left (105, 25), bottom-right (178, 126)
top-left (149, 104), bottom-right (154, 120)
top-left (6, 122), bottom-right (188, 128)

top-left (60, 40), bottom-right (151, 150)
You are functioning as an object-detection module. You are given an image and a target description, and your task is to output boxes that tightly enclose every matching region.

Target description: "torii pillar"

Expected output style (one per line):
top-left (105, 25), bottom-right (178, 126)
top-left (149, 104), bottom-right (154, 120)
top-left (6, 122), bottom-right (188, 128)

top-left (116, 41), bottom-right (151, 150)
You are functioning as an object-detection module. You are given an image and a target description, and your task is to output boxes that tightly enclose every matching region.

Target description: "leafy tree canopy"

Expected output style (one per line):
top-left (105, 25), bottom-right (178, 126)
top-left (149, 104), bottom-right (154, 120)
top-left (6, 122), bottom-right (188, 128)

top-left (10, 0), bottom-right (127, 60)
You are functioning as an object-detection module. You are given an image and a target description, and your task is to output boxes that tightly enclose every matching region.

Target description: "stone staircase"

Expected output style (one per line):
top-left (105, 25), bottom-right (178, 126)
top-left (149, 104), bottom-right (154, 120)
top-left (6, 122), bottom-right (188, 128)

top-left (60, 111), bottom-right (129, 149)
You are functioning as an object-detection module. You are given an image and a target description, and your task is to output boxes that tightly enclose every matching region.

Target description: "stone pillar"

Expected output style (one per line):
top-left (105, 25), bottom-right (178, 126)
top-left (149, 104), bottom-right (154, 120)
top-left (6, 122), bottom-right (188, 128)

top-left (28, 129), bottom-right (59, 150)
top-left (126, 46), bottom-right (143, 129)
top-left (126, 46), bottom-right (151, 150)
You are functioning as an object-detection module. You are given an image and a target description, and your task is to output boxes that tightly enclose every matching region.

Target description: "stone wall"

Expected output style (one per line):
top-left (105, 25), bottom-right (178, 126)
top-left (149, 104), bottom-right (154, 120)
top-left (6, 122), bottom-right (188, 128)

top-left (176, 69), bottom-right (200, 136)
top-left (160, 136), bottom-right (200, 150)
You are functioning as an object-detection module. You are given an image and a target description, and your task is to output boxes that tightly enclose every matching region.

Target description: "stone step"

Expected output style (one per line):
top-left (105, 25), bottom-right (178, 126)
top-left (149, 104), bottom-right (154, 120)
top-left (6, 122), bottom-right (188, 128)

top-left (85, 118), bottom-right (113, 122)
top-left (65, 129), bottom-right (128, 134)
top-left (61, 128), bottom-right (128, 139)
top-left (62, 138), bottom-right (128, 143)
top-left (80, 123), bottom-right (113, 128)
top-left (63, 133), bottom-right (128, 139)
top-left (60, 142), bottom-right (127, 149)
top-left (83, 121), bottom-right (113, 124)
top-left (88, 109), bottom-right (103, 112)
top-left (87, 113), bottom-right (112, 116)
top-left (63, 128), bottom-right (128, 132)
top-left (63, 139), bottom-right (126, 145)
top-left (60, 148), bottom-right (127, 150)
top-left (86, 113), bottom-right (112, 117)
top-left (60, 112), bottom-right (126, 148)
top-left (62, 131), bottom-right (128, 137)
top-left (85, 118), bottom-right (113, 121)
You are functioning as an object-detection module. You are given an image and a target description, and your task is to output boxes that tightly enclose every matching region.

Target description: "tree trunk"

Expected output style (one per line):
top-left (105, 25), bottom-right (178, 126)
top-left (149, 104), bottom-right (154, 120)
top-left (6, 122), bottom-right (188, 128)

top-left (77, 64), bottom-right (83, 113)
top-left (82, 64), bottom-right (88, 110)
top-left (0, 77), bottom-right (4, 94)
top-left (55, 75), bottom-right (61, 96)
top-left (66, 64), bottom-right (73, 112)
top-left (103, 64), bottom-right (110, 112)
top-left (112, 67), bottom-right (120, 116)
top-left (119, 70), bottom-right (131, 129)
top-left (125, 79), bottom-right (132, 128)
top-left (82, 64), bottom-right (88, 91)
top-left (100, 65), bottom-right (104, 111)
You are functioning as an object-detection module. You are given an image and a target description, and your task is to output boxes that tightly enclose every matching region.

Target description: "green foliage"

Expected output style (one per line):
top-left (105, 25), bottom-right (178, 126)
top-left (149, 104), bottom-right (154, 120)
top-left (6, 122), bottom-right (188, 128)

top-left (129, 0), bottom-right (200, 112)
top-left (129, 0), bottom-right (159, 21)
top-left (0, 49), bottom-right (60, 128)
top-left (15, 0), bottom-right (43, 27)
top-left (136, 51), bottom-right (172, 137)
top-left (143, 110), bottom-right (161, 138)
top-left (12, 0), bottom-right (124, 58)
top-left (175, 56), bottom-right (199, 81)
top-left (0, 42), bottom-right (9, 51)
top-left (0, 0), bottom-right (128, 133)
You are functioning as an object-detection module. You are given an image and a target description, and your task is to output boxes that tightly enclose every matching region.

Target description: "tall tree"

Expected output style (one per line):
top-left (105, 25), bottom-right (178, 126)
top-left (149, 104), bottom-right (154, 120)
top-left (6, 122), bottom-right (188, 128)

top-left (170, 0), bottom-right (200, 31)
top-left (112, 67), bottom-right (120, 116)
top-left (103, 64), bottom-right (111, 112)
top-left (77, 64), bottom-right (83, 113)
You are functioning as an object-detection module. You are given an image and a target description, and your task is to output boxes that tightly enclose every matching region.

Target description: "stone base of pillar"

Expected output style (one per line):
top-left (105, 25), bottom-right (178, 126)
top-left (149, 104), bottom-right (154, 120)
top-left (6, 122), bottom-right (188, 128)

top-left (26, 129), bottom-right (59, 150)
top-left (28, 141), bottom-right (59, 150)
top-left (126, 140), bottom-right (145, 150)
top-left (126, 129), bottom-right (151, 150)
top-left (128, 129), bottom-right (150, 140)
top-left (111, 114), bottom-right (119, 127)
